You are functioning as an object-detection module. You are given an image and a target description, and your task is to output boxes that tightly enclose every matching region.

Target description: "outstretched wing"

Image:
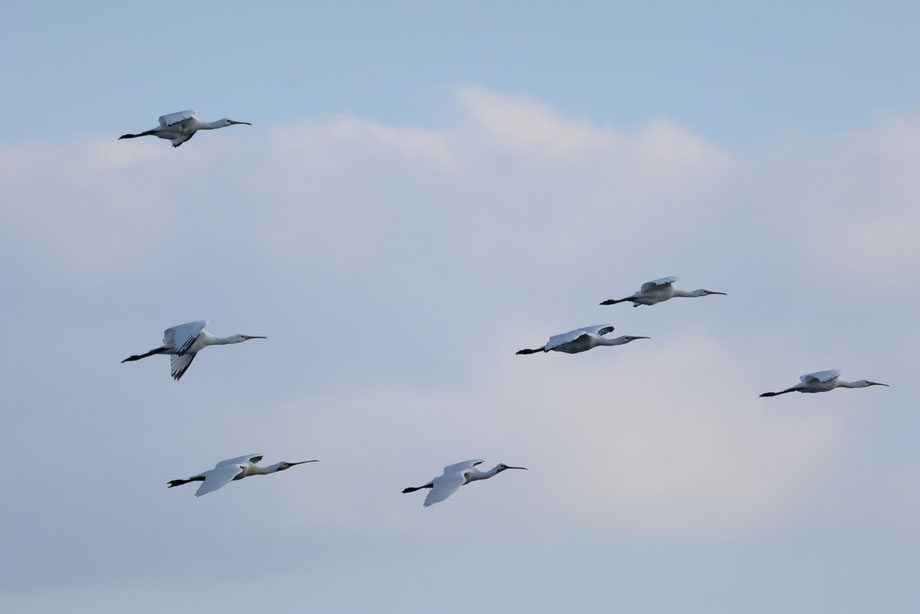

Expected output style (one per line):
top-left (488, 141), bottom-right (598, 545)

top-left (195, 464), bottom-right (245, 497)
top-left (159, 110), bottom-right (196, 127)
top-left (801, 370), bottom-right (841, 384)
top-left (424, 470), bottom-right (469, 506)
top-left (641, 276), bottom-right (678, 292)
top-left (164, 320), bottom-right (207, 354)
top-left (442, 459), bottom-right (483, 474)
top-left (545, 325), bottom-right (614, 351)
top-left (215, 454), bottom-right (262, 469)
top-left (170, 353), bottom-right (197, 380)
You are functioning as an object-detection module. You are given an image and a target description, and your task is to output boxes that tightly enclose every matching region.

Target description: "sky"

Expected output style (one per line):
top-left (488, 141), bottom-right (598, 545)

top-left (1, 2), bottom-right (919, 612)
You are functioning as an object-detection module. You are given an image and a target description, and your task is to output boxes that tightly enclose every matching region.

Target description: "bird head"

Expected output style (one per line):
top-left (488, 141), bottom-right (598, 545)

top-left (496, 463), bottom-right (528, 472)
top-left (277, 460), bottom-right (319, 471)
top-left (233, 334), bottom-right (267, 343)
top-left (220, 118), bottom-right (252, 127)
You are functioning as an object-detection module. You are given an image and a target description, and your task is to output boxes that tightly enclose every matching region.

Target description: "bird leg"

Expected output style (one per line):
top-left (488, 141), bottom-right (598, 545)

top-left (759, 388), bottom-right (798, 398)
top-left (599, 298), bottom-right (630, 306)
top-left (122, 347), bottom-right (168, 363)
top-left (402, 482), bottom-right (433, 494)
top-left (118, 130), bottom-right (155, 140)
top-left (515, 348), bottom-right (545, 355)
top-left (167, 476), bottom-right (205, 488)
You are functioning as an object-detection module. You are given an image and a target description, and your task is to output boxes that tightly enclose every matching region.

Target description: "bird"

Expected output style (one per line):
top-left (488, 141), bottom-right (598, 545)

top-left (516, 324), bottom-right (649, 355)
top-left (118, 110), bottom-right (251, 147)
top-left (167, 454), bottom-right (318, 497)
top-left (601, 276), bottom-right (726, 307)
top-left (402, 460), bottom-right (527, 507)
top-left (759, 370), bottom-right (889, 397)
top-left (121, 320), bottom-right (266, 380)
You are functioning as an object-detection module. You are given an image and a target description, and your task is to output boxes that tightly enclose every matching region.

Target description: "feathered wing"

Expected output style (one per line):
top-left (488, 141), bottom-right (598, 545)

top-left (442, 460), bottom-right (483, 474)
top-left (195, 464), bottom-right (245, 496)
top-left (801, 370), bottom-right (841, 384)
top-left (164, 320), bottom-right (207, 353)
top-left (159, 110), bottom-right (196, 127)
top-left (545, 325), bottom-right (614, 351)
top-left (215, 455), bottom-right (262, 469)
top-left (424, 470), bottom-right (469, 506)
top-left (640, 276), bottom-right (678, 292)
top-left (170, 353), bottom-right (197, 380)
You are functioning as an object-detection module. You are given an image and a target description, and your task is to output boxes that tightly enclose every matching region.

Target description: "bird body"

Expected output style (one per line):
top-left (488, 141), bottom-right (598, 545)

top-left (119, 110), bottom-right (251, 147)
top-left (517, 324), bottom-right (649, 355)
top-left (402, 459), bottom-right (527, 507)
top-left (760, 370), bottom-right (888, 397)
top-left (168, 454), bottom-right (318, 497)
top-left (601, 276), bottom-right (726, 307)
top-left (122, 320), bottom-right (266, 380)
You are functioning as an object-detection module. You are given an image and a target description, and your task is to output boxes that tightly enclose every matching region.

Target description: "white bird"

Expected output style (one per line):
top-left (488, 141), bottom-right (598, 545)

top-left (517, 324), bottom-right (649, 355)
top-left (760, 370), bottom-right (889, 397)
top-left (601, 276), bottom-right (726, 307)
top-left (119, 110), bottom-right (251, 147)
top-left (168, 454), bottom-right (318, 497)
top-left (402, 459), bottom-right (527, 507)
top-left (121, 320), bottom-right (266, 380)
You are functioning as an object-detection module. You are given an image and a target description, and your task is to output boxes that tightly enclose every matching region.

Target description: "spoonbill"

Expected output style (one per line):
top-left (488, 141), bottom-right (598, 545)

top-left (402, 460), bottom-right (527, 507)
top-left (119, 110), bottom-right (251, 147)
top-left (168, 454), bottom-right (318, 497)
top-left (516, 325), bottom-right (649, 355)
top-left (601, 276), bottom-right (726, 307)
top-left (760, 370), bottom-right (889, 397)
top-left (121, 320), bottom-right (266, 380)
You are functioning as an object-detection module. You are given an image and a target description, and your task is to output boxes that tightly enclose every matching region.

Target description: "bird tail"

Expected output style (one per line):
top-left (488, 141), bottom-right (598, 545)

top-left (516, 348), bottom-right (544, 355)
top-left (118, 130), bottom-right (155, 140)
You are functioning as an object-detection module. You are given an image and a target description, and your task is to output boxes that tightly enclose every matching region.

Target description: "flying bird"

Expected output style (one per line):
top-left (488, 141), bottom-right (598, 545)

top-left (121, 320), bottom-right (266, 380)
top-left (119, 110), bottom-right (251, 147)
top-left (516, 324), bottom-right (649, 355)
top-left (168, 454), bottom-right (318, 497)
top-left (760, 370), bottom-right (889, 397)
top-left (402, 459), bottom-right (527, 507)
top-left (601, 276), bottom-right (726, 307)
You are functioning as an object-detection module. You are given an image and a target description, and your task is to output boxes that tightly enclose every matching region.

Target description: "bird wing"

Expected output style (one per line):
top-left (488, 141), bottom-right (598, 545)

top-left (442, 459), bottom-right (483, 474)
top-left (170, 353), bottom-right (197, 380)
top-left (424, 469), bottom-right (470, 506)
top-left (640, 276), bottom-right (678, 292)
top-left (801, 370), bottom-right (841, 384)
top-left (215, 454), bottom-right (262, 469)
top-left (195, 464), bottom-right (245, 497)
top-left (545, 325), bottom-right (613, 350)
top-left (159, 110), bottom-right (196, 127)
top-left (164, 320), bottom-right (208, 353)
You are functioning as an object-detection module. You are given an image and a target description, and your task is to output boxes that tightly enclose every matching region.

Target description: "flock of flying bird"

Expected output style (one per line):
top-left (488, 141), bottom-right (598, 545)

top-left (117, 111), bottom-right (889, 506)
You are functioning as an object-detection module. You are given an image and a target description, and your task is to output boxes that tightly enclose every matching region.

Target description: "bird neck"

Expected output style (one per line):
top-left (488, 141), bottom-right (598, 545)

top-left (198, 120), bottom-right (224, 130)
top-left (255, 463), bottom-right (285, 475)
top-left (207, 334), bottom-right (241, 346)
top-left (469, 465), bottom-right (502, 481)
top-left (836, 380), bottom-right (864, 389)
top-left (598, 335), bottom-right (629, 346)
top-left (673, 289), bottom-right (705, 298)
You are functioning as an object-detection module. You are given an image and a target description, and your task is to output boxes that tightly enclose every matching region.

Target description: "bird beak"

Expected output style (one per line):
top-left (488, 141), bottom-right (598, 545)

top-left (630, 336), bottom-right (651, 340)
top-left (705, 291), bottom-right (727, 295)
top-left (867, 381), bottom-right (889, 387)
top-left (505, 466), bottom-right (528, 470)
top-left (242, 335), bottom-right (267, 340)
top-left (289, 460), bottom-right (320, 466)
top-left (228, 120), bottom-right (252, 126)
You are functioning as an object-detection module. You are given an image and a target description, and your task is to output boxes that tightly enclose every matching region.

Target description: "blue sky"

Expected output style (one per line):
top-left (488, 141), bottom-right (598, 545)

top-left (2, 1), bottom-right (919, 145)
top-left (2, 2), bottom-right (919, 613)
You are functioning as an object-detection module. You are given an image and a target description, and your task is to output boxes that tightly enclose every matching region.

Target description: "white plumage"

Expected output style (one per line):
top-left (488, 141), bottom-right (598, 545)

top-left (760, 370), bottom-right (888, 397)
top-left (517, 324), bottom-right (649, 355)
top-left (601, 276), bottom-right (726, 307)
top-left (119, 111), bottom-right (251, 147)
top-left (402, 459), bottom-right (527, 507)
top-left (168, 454), bottom-right (318, 497)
